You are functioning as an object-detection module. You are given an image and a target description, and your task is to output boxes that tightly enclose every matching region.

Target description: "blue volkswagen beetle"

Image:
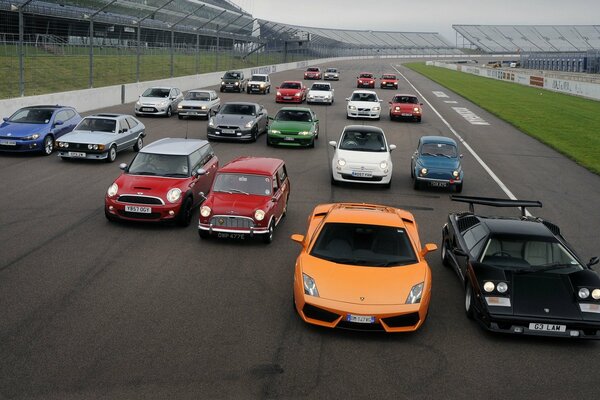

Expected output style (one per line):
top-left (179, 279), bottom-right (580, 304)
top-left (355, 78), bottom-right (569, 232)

top-left (411, 136), bottom-right (463, 192)
top-left (0, 105), bottom-right (82, 155)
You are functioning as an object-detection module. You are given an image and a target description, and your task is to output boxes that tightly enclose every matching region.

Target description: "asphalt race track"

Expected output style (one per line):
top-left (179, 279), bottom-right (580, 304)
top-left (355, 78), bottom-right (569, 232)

top-left (1, 59), bottom-right (600, 399)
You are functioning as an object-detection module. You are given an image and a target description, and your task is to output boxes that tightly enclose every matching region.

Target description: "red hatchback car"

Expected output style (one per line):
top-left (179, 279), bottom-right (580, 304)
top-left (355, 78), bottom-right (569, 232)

top-left (198, 157), bottom-right (290, 243)
top-left (105, 138), bottom-right (218, 226)
top-left (356, 72), bottom-right (375, 88)
top-left (380, 73), bottom-right (399, 89)
top-left (276, 81), bottom-right (307, 103)
top-left (304, 67), bottom-right (322, 80)
top-left (389, 94), bottom-right (423, 122)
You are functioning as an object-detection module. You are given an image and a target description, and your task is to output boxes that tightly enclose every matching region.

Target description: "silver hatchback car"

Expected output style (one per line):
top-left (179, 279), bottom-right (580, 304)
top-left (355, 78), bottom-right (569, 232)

top-left (135, 87), bottom-right (184, 117)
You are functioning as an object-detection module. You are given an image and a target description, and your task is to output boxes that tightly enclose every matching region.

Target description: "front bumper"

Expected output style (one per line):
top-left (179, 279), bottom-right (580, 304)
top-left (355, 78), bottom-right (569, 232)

top-left (276, 95), bottom-right (303, 103)
top-left (415, 176), bottom-right (462, 188)
top-left (324, 75), bottom-right (339, 80)
top-left (198, 219), bottom-right (269, 235)
top-left (381, 82), bottom-right (398, 89)
top-left (357, 82), bottom-right (375, 88)
top-left (307, 97), bottom-right (333, 104)
top-left (207, 126), bottom-right (254, 141)
top-left (332, 169), bottom-right (391, 185)
top-left (178, 108), bottom-right (209, 117)
top-left (135, 105), bottom-right (171, 116)
top-left (268, 133), bottom-right (314, 147)
top-left (347, 109), bottom-right (381, 119)
top-left (0, 138), bottom-right (44, 152)
top-left (248, 84), bottom-right (268, 93)
top-left (58, 150), bottom-right (108, 160)
top-left (105, 198), bottom-right (182, 222)
top-left (221, 83), bottom-right (242, 92)
top-left (391, 111), bottom-right (421, 119)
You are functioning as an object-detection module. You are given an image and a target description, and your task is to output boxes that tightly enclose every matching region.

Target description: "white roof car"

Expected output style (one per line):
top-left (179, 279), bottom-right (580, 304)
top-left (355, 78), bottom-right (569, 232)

top-left (247, 74), bottom-right (271, 94)
top-left (307, 82), bottom-right (334, 105)
top-left (346, 90), bottom-right (382, 120)
top-left (329, 125), bottom-right (396, 188)
top-left (177, 90), bottom-right (220, 119)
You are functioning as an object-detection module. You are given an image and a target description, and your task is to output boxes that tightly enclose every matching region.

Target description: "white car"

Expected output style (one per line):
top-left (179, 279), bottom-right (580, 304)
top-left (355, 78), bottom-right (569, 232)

top-left (329, 125), bottom-right (396, 188)
top-left (247, 74), bottom-right (271, 94)
top-left (323, 67), bottom-right (339, 80)
top-left (135, 86), bottom-right (183, 117)
top-left (177, 90), bottom-right (220, 119)
top-left (346, 90), bottom-right (382, 119)
top-left (307, 82), bottom-right (334, 105)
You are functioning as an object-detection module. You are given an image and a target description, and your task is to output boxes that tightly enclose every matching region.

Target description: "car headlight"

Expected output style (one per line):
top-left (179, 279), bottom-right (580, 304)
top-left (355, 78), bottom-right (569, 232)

top-left (276, 91), bottom-right (282, 96)
top-left (337, 158), bottom-right (346, 167)
top-left (269, 129), bottom-right (281, 134)
top-left (483, 281), bottom-right (495, 293)
top-left (200, 205), bottom-right (211, 217)
top-left (453, 170), bottom-right (460, 177)
top-left (107, 183), bottom-right (118, 197)
top-left (308, 95), bottom-right (314, 100)
top-left (379, 161), bottom-right (388, 170)
top-left (579, 288), bottom-right (590, 299)
top-left (406, 282), bottom-right (424, 304)
top-left (136, 101), bottom-right (141, 106)
top-left (166, 188), bottom-right (182, 203)
top-left (244, 120), bottom-right (254, 129)
top-left (177, 104), bottom-right (183, 109)
top-left (592, 289), bottom-right (600, 300)
top-left (414, 107), bottom-right (420, 112)
top-left (58, 141), bottom-right (69, 148)
top-left (254, 209), bottom-right (265, 221)
top-left (294, 92), bottom-right (301, 97)
top-left (496, 282), bottom-right (508, 293)
top-left (298, 131), bottom-right (310, 136)
top-left (22, 133), bottom-right (40, 140)
top-left (348, 105), bottom-right (357, 111)
top-left (234, 82), bottom-right (239, 86)
top-left (88, 144), bottom-right (100, 150)
top-left (394, 106), bottom-right (400, 111)
top-left (221, 82), bottom-right (225, 85)
top-left (160, 100), bottom-right (169, 107)
top-left (420, 168), bottom-right (428, 175)
top-left (260, 83), bottom-right (265, 88)
top-left (302, 273), bottom-right (319, 297)
top-left (372, 107), bottom-right (380, 112)
top-left (208, 117), bottom-right (215, 128)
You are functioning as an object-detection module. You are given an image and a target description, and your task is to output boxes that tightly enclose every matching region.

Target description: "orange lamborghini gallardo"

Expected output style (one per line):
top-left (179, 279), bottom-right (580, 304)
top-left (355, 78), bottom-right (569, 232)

top-left (292, 203), bottom-right (437, 332)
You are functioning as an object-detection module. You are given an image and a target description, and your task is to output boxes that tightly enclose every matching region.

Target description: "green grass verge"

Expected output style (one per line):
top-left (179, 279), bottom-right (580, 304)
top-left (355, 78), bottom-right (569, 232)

top-left (405, 62), bottom-right (600, 175)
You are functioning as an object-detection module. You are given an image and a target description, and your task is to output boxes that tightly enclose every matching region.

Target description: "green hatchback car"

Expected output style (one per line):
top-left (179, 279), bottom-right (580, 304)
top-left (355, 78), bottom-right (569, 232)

top-left (267, 107), bottom-right (319, 148)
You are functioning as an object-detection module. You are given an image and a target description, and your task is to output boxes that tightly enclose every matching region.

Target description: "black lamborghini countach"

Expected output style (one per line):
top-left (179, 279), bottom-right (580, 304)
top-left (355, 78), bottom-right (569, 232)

top-left (441, 195), bottom-right (600, 339)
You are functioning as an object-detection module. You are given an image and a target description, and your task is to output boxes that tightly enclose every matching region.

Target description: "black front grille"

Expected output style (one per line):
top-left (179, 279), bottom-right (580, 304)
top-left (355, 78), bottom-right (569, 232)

top-left (302, 303), bottom-right (339, 323)
top-left (118, 195), bottom-right (163, 205)
top-left (180, 106), bottom-right (202, 110)
top-left (210, 215), bottom-right (254, 229)
top-left (337, 320), bottom-right (385, 332)
top-left (216, 125), bottom-right (240, 130)
top-left (119, 210), bottom-right (161, 219)
top-left (382, 312), bottom-right (420, 328)
top-left (341, 174), bottom-right (383, 182)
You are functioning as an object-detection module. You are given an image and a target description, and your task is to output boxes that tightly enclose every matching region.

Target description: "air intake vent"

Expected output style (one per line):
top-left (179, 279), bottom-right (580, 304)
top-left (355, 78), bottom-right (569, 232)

top-left (542, 220), bottom-right (561, 236)
top-left (457, 215), bottom-right (480, 232)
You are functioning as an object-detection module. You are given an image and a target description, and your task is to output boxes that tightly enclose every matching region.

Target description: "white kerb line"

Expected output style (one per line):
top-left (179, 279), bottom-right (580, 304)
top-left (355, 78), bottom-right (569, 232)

top-left (391, 64), bottom-right (531, 217)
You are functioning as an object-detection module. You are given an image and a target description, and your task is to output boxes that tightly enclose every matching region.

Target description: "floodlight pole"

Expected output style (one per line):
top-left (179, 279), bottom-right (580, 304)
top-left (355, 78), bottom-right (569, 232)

top-left (86, 0), bottom-right (119, 88)
top-left (168, 4), bottom-right (206, 78)
top-left (135, 0), bottom-right (175, 82)
top-left (14, 0), bottom-right (33, 96)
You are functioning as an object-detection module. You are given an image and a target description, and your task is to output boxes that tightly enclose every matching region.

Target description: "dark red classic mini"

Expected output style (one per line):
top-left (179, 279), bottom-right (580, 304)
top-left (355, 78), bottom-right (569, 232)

top-left (198, 157), bottom-right (290, 243)
top-left (105, 138), bottom-right (218, 226)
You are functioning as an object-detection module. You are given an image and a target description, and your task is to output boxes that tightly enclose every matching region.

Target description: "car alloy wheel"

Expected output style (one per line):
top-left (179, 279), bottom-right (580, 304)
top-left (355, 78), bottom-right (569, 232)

top-left (166, 106), bottom-right (172, 118)
top-left (106, 146), bottom-right (117, 163)
top-left (43, 135), bottom-right (54, 155)
top-left (134, 136), bottom-right (143, 152)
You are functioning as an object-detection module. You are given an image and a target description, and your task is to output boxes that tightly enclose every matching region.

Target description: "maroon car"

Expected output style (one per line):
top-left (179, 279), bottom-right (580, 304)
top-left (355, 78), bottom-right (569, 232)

top-left (276, 81), bottom-right (307, 103)
top-left (380, 73), bottom-right (399, 89)
top-left (105, 138), bottom-right (218, 226)
top-left (198, 157), bottom-right (290, 243)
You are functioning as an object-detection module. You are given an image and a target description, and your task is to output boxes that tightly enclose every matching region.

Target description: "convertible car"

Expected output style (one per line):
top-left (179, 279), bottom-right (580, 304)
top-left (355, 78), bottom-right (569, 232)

top-left (441, 195), bottom-right (600, 339)
top-left (292, 202), bottom-right (437, 332)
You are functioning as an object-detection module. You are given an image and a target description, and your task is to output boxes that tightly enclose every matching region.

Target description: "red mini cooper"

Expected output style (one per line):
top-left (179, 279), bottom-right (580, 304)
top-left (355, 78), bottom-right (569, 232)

top-left (356, 72), bottom-right (375, 88)
top-left (198, 157), bottom-right (290, 243)
top-left (276, 81), bottom-right (307, 103)
top-left (105, 138), bottom-right (218, 226)
top-left (380, 73), bottom-right (399, 89)
top-left (389, 94), bottom-right (423, 122)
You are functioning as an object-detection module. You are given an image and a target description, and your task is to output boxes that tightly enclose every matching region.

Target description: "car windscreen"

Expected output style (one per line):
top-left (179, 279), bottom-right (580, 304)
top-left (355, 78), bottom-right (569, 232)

top-left (280, 82), bottom-right (300, 89)
top-left (326, 68), bottom-right (337, 72)
top-left (382, 75), bottom-right (396, 79)
top-left (275, 110), bottom-right (312, 122)
top-left (142, 88), bottom-right (170, 98)
top-left (310, 223), bottom-right (417, 267)
top-left (128, 153), bottom-right (189, 177)
top-left (350, 92), bottom-right (377, 102)
top-left (8, 108), bottom-right (54, 124)
top-left (185, 92), bottom-right (210, 101)
top-left (420, 143), bottom-right (457, 158)
top-left (223, 72), bottom-right (240, 79)
top-left (212, 173), bottom-right (272, 196)
top-left (392, 96), bottom-right (418, 104)
top-left (311, 84), bottom-right (330, 91)
top-left (75, 118), bottom-right (117, 133)
top-left (307, 68), bottom-right (319, 72)
top-left (480, 235), bottom-right (583, 272)
top-left (251, 75), bottom-right (266, 81)
top-left (339, 130), bottom-right (386, 152)
top-left (220, 104), bottom-right (256, 116)
top-left (359, 73), bottom-right (373, 78)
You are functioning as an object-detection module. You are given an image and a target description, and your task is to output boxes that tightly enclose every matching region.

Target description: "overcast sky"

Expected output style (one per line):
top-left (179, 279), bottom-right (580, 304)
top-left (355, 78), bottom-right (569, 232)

top-left (229, 0), bottom-right (600, 44)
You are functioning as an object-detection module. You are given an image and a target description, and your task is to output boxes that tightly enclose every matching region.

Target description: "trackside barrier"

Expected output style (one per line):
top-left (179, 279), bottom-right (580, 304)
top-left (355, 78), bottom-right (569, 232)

top-left (427, 61), bottom-right (600, 101)
top-left (0, 54), bottom-right (515, 117)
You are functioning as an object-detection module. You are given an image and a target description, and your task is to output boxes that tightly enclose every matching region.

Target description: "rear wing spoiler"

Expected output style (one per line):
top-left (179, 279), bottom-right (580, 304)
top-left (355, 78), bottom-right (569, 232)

top-left (450, 195), bottom-right (542, 217)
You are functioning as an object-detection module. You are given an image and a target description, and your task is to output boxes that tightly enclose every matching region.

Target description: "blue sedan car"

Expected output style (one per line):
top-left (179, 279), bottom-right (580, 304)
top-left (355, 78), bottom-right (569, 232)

top-left (411, 136), bottom-right (463, 192)
top-left (0, 105), bottom-right (82, 155)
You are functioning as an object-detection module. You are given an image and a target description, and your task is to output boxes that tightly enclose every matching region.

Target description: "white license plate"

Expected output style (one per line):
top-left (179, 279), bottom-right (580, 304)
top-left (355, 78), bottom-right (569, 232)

top-left (529, 323), bottom-right (566, 332)
top-left (401, 113), bottom-right (413, 116)
top-left (68, 151), bottom-right (86, 158)
top-left (217, 232), bottom-right (245, 240)
top-left (283, 96), bottom-right (292, 100)
top-left (141, 107), bottom-right (154, 112)
top-left (430, 181), bottom-right (449, 187)
top-left (352, 171), bottom-right (373, 178)
top-left (346, 314), bottom-right (375, 324)
top-left (283, 137), bottom-right (294, 141)
top-left (0, 140), bottom-right (16, 146)
top-left (125, 205), bottom-right (152, 213)
top-left (221, 129), bottom-right (235, 134)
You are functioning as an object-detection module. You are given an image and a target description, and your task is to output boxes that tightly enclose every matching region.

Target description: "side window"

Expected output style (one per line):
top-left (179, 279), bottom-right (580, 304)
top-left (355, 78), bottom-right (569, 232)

top-left (126, 117), bottom-right (138, 128)
top-left (277, 164), bottom-right (288, 184)
top-left (463, 224), bottom-right (488, 256)
top-left (189, 149), bottom-right (203, 172)
top-left (272, 174), bottom-right (279, 193)
top-left (54, 110), bottom-right (67, 123)
top-left (66, 110), bottom-right (76, 121)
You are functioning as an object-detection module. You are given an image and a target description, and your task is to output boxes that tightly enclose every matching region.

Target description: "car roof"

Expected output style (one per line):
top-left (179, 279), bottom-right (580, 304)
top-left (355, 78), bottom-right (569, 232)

top-left (221, 101), bottom-right (259, 107)
top-left (342, 125), bottom-right (385, 134)
top-left (188, 89), bottom-right (214, 93)
top-left (478, 217), bottom-right (556, 238)
top-left (359, 72), bottom-right (373, 74)
top-left (146, 86), bottom-right (175, 89)
top-left (282, 80), bottom-right (302, 84)
top-left (278, 106), bottom-right (312, 112)
top-left (90, 113), bottom-right (126, 118)
top-left (140, 138), bottom-right (209, 156)
top-left (382, 74), bottom-right (397, 77)
top-left (324, 203), bottom-right (412, 228)
top-left (251, 73), bottom-right (268, 77)
top-left (219, 157), bottom-right (283, 175)
top-left (21, 105), bottom-right (68, 110)
top-left (420, 136), bottom-right (457, 145)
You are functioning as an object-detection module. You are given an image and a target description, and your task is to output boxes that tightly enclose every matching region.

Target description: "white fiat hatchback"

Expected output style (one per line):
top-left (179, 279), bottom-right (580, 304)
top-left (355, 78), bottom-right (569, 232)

top-left (329, 125), bottom-right (396, 188)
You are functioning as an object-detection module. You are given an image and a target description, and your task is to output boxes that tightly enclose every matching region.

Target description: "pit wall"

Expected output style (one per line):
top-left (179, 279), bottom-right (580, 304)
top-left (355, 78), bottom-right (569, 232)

top-left (427, 61), bottom-right (600, 101)
top-left (0, 54), bottom-right (515, 117)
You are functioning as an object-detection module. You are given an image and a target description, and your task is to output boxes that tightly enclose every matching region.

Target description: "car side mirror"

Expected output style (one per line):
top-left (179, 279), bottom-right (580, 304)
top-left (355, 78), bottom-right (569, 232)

top-left (420, 243), bottom-right (438, 257)
top-left (291, 234), bottom-right (305, 244)
top-left (420, 103), bottom-right (423, 106)
top-left (389, 144), bottom-right (396, 151)
top-left (379, 99), bottom-right (383, 102)
top-left (119, 163), bottom-right (128, 171)
top-left (328, 140), bottom-right (337, 148)
top-left (276, 87), bottom-right (280, 89)
top-left (199, 191), bottom-right (207, 200)
top-left (388, 102), bottom-right (392, 105)
top-left (588, 257), bottom-right (599, 268)
top-left (314, 119), bottom-right (319, 123)
top-left (54, 120), bottom-right (64, 126)
top-left (460, 154), bottom-right (464, 159)
top-left (2, 117), bottom-right (8, 122)
top-left (268, 116), bottom-right (274, 120)
top-left (196, 168), bottom-right (207, 176)
top-left (345, 98), bottom-right (350, 101)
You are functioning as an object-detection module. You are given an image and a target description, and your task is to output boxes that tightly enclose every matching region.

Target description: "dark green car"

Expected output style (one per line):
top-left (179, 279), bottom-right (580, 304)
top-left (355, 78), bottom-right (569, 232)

top-left (267, 107), bottom-right (319, 148)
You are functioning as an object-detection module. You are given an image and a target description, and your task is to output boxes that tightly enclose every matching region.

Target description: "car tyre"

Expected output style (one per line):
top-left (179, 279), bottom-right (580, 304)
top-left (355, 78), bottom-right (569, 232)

top-left (178, 114), bottom-right (183, 120)
top-left (165, 106), bottom-right (172, 118)
top-left (42, 135), bottom-right (54, 155)
top-left (177, 197), bottom-right (193, 227)
top-left (105, 208), bottom-right (118, 222)
top-left (262, 221), bottom-right (274, 244)
top-left (413, 178), bottom-right (420, 190)
top-left (331, 175), bottom-right (338, 186)
top-left (198, 229), bottom-right (210, 239)
top-left (106, 145), bottom-right (117, 163)
top-left (441, 237), bottom-right (451, 267)
top-left (133, 136), bottom-right (143, 152)
top-left (465, 283), bottom-right (475, 320)
top-left (455, 182), bottom-right (463, 193)
top-left (416, 117), bottom-right (422, 123)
